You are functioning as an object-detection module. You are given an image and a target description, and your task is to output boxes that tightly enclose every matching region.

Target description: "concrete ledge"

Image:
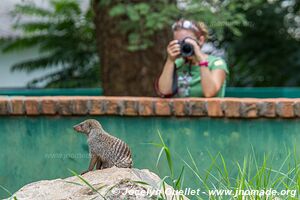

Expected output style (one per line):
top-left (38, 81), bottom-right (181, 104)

top-left (0, 96), bottom-right (300, 118)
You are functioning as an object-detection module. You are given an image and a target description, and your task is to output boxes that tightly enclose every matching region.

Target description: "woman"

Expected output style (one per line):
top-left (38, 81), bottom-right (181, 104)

top-left (156, 19), bottom-right (229, 97)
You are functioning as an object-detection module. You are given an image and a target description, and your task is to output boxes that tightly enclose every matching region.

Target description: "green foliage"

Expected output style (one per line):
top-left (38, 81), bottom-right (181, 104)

top-left (106, 0), bottom-right (300, 87)
top-left (3, 0), bottom-right (300, 88)
top-left (227, 0), bottom-right (300, 86)
top-left (155, 132), bottom-right (300, 200)
top-left (1, 0), bottom-right (100, 88)
top-left (107, 0), bottom-right (248, 51)
top-left (151, 130), bottom-right (186, 200)
top-left (108, 1), bottom-right (177, 51)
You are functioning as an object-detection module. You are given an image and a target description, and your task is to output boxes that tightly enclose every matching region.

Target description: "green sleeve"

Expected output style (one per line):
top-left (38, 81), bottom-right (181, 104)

top-left (210, 58), bottom-right (229, 74)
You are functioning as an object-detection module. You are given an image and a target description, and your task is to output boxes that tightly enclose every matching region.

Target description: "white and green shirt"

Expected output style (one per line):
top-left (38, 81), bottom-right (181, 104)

top-left (174, 55), bottom-right (229, 97)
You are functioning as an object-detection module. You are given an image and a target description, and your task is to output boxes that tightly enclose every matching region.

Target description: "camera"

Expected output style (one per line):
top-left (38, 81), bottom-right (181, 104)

top-left (179, 38), bottom-right (194, 57)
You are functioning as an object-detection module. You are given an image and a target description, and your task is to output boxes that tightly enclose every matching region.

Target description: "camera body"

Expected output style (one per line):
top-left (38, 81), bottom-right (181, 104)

top-left (178, 38), bottom-right (194, 57)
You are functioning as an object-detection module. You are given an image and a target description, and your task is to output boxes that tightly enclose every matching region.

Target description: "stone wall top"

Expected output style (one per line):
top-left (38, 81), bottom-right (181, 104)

top-left (0, 96), bottom-right (300, 118)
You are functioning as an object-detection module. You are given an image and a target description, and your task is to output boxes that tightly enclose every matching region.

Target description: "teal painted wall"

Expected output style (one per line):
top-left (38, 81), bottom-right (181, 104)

top-left (1, 116), bottom-right (300, 198)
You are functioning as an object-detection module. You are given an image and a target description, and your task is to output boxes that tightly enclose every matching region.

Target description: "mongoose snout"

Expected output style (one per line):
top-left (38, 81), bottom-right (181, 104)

top-left (73, 124), bottom-right (82, 132)
top-left (73, 119), bottom-right (133, 174)
top-left (73, 119), bottom-right (102, 135)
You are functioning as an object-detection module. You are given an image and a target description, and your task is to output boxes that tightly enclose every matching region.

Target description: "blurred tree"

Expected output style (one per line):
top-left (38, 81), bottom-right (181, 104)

top-left (5, 0), bottom-right (295, 92)
top-left (93, 0), bottom-right (174, 96)
top-left (93, 0), bottom-right (248, 96)
top-left (227, 0), bottom-right (300, 86)
top-left (1, 0), bottom-right (99, 88)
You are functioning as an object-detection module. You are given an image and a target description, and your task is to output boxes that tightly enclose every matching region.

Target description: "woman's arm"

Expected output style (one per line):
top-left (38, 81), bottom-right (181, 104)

top-left (200, 68), bottom-right (226, 97)
top-left (158, 58), bottom-right (175, 94)
top-left (183, 38), bottom-right (227, 97)
top-left (157, 40), bottom-right (180, 95)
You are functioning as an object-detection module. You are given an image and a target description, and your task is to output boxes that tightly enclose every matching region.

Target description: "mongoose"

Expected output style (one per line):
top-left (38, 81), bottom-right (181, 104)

top-left (73, 119), bottom-right (133, 174)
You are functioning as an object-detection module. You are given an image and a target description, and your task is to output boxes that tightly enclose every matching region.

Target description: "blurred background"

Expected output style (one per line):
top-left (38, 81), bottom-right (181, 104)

top-left (0, 0), bottom-right (300, 96)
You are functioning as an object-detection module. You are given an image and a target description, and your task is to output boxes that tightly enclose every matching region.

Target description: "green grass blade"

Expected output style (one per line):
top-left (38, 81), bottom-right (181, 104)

top-left (143, 142), bottom-right (163, 148)
top-left (175, 166), bottom-right (185, 189)
top-left (63, 180), bottom-right (84, 186)
top-left (163, 146), bottom-right (174, 178)
top-left (0, 185), bottom-right (13, 196)
top-left (219, 154), bottom-right (230, 187)
top-left (157, 129), bottom-right (166, 147)
top-left (68, 169), bottom-right (106, 199)
top-left (187, 148), bottom-right (200, 174)
top-left (132, 180), bottom-right (151, 186)
top-left (156, 147), bottom-right (165, 168)
top-left (156, 130), bottom-right (174, 178)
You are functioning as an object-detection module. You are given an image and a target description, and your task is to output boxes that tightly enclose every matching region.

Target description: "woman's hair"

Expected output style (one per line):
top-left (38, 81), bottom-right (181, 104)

top-left (172, 19), bottom-right (209, 41)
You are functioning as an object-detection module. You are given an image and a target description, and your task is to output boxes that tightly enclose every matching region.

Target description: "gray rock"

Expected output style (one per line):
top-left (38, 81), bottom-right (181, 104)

top-left (8, 167), bottom-right (189, 200)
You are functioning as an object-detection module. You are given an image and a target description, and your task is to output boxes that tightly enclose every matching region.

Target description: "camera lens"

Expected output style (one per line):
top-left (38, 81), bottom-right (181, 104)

top-left (180, 42), bottom-right (194, 57)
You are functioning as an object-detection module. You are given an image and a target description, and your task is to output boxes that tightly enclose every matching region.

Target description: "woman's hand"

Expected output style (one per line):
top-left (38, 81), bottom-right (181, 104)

top-left (167, 40), bottom-right (181, 62)
top-left (184, 38), bottom-right (206, 62)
